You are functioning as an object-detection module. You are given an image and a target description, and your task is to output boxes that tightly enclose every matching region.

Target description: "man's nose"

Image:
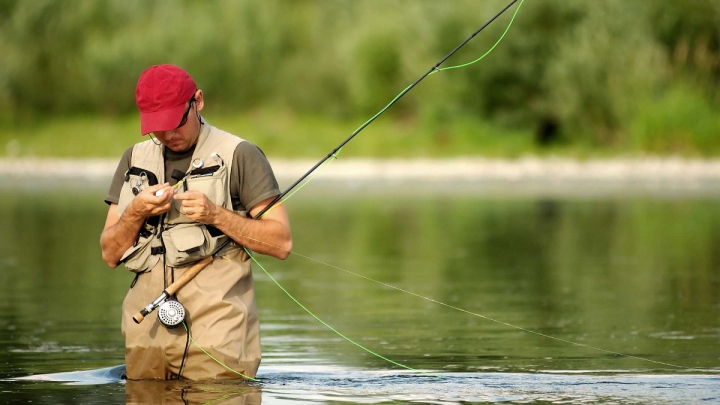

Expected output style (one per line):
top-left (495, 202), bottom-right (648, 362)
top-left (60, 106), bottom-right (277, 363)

top-left (154, 130), bottom-right (175, 139)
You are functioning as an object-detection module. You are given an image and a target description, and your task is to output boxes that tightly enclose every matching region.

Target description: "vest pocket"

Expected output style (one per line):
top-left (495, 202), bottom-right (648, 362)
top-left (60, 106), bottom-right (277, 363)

top-left (119, 233), bottom-right (161, 274)
top-left (169, 165), bottom-right (227, 223)
top-left (162, 223), bottom-right (229, 267)
top-left (163, 224), bottom-right (205, 267)
top-left (118, 167), bottom-right (159, 216)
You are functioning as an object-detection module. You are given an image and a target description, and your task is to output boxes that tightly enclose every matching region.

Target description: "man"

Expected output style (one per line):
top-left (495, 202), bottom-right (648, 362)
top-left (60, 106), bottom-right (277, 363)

top-left (100, 64), bottom-right (292, 380)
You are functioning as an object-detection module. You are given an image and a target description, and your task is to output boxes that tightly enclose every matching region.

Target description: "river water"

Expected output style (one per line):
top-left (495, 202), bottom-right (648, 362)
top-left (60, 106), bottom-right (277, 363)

top-left (0, 177), bottom-right (718, 404)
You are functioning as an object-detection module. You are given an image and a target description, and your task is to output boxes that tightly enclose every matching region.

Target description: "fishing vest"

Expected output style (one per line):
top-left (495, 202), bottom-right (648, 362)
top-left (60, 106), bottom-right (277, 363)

top-left (116, 121), bottom-right (244, 272)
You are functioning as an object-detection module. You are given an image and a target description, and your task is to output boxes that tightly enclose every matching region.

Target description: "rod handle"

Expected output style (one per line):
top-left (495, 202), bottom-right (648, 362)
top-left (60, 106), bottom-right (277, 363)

top-left (132, 310), bottom-right (146, 324)
top-left (165, 256), bottom-right (213, 296)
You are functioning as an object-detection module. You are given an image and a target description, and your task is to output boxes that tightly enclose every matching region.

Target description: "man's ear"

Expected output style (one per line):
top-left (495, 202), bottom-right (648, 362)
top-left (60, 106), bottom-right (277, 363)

top-left (195, 89), bottom-right (204, 112)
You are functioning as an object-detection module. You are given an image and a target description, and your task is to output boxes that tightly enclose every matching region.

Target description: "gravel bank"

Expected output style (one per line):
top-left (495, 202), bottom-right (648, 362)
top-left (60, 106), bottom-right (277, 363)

top-left (3, 156), bottom-right (720, 180)
top-left (3, 157), bottom-right (720, 196)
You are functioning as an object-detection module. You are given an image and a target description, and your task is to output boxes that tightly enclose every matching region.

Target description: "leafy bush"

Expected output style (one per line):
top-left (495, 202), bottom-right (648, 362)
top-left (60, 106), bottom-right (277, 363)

top-left (0, 0), bottom-right (718, 155)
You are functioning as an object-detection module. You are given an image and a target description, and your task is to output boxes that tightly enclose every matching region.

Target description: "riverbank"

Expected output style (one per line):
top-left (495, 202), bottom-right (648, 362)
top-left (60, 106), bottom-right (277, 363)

top-left (3, 156), bottom-right (720, 180)
top-left (0, 157), bottom-right (720, 198)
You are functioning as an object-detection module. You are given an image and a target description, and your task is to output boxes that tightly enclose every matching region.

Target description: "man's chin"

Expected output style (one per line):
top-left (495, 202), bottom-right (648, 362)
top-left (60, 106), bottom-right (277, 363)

top-left (166, 143), bottom-right (189, 153)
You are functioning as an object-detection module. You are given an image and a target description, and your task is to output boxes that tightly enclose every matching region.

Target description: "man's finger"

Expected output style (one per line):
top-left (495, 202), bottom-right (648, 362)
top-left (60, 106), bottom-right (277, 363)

top-left (146, 182), bottom-right (170, 193)
top-left (154, 187), bottom-right (174, 202)
top-left (174, 191), bottom-right (203, 200)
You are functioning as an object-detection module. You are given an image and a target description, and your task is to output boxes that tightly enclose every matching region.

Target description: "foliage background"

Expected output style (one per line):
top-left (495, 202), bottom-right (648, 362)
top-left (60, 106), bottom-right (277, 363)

top-left (0, 0), bottom-right (719, 158)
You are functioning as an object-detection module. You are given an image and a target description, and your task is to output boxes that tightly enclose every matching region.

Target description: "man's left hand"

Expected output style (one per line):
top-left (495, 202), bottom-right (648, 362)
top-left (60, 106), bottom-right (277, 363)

top-left (174, 191), bottom-right (219, 224)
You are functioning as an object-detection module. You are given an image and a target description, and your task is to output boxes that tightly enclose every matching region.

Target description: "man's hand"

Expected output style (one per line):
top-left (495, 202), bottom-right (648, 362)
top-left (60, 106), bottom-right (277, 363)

top-left (174, 193), bottom-right (292, 259)
top-left (100, 183), bottom-right (174, 267)
top-left (100, 183), bottom-right (174, 268)
top-left (174, 191), bottom-right (219, 224)
top-left (127, 183), bottom-right (174, 219)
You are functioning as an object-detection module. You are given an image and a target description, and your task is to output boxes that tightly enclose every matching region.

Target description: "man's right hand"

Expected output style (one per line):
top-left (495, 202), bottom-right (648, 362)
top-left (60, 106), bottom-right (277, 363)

top-left (126, 183), bottom-right (174, 219)
top-left (101, 183), bottom-right (173, 267)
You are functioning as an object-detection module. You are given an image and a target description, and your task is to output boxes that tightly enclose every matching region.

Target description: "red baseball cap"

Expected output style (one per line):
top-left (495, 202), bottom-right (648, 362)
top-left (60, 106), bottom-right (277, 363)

top-left (135, 64), bottom-right (197, 135)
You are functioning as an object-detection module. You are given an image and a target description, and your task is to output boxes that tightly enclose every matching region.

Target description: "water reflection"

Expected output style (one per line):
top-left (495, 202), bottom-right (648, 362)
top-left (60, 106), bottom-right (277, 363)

top-left (0, 180), bottom-right (718, 404)
top-left (12, 366), bottom-right (720, 404)
top-left (125, 379), bottom-right (261, 404)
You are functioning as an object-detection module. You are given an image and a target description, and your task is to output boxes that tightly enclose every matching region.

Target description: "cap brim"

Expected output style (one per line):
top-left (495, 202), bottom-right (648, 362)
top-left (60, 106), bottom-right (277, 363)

top-left (139, 103), bottom-right (188, 135)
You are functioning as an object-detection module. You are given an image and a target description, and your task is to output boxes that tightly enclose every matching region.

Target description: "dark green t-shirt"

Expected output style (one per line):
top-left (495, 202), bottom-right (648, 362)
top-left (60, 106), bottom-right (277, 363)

top-left (105, 140), bottom-right (280, 213)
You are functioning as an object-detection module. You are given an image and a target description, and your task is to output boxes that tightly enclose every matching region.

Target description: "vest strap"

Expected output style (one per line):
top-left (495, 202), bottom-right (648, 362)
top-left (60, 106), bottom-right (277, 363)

top-left (130, 272), bottom-right (142, 289)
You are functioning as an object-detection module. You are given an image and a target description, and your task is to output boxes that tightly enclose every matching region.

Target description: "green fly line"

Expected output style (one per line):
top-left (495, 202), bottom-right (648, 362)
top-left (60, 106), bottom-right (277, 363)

top-left (190, 0), bottom-right (702, 376)
top-left (197, 386), bottom-right (249, 405)
top-left (279, 249), bottom-right (696, 371)
top-left (189, 0), bottom-right (527, 377)
top-left (249, 0), bottom-right (527, 374)
top-left (350, 0), bottom-right (526, 162)
top-left (246, 248), bottom-right (443, 377)
top-left (431, 0), bottom-right (523, 74)
top-left (246, 237), bottom-right (696, 372)
top-left (183, 322), bottom-right (259, 381)
top-left (260, 148), bottom-right (343, 217)
top-left (253, 0), bottom-right (525, 220)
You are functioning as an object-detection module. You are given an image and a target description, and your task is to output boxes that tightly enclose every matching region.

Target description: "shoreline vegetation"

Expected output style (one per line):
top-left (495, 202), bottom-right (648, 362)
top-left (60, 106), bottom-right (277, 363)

top-left (1, 1), bottom-right (719, 161)
top-left (2, 105), bottom-right (720, 161)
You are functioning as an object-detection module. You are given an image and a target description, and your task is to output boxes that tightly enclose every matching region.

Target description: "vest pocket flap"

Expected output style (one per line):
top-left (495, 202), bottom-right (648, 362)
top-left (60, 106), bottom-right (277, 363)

top-left (162, 223), bottom-right (229, 267)
top-left (118, 234), bottom-right (161, 274)
top-left (170, 225), bottom-right (206, 252)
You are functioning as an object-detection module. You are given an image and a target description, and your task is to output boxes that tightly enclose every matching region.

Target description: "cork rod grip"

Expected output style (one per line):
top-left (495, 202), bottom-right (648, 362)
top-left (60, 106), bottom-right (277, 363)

top-left (131, 256), bottom-right (213, 324)
top-left (133, 311), bottom-right (145, 324)
top-left (165, 256), bottom-right (213, 296)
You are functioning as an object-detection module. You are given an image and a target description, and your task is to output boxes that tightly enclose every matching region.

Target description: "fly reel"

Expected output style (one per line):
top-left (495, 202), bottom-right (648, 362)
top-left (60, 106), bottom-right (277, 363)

top-left (157, 300), bottom-right (186, 328)
top-left (133, 257), bottom-right (212, 325)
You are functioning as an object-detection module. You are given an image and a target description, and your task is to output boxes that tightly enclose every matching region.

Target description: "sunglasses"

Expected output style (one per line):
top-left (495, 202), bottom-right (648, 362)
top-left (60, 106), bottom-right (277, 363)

top-left (176, 96), bottom-right (197, 129)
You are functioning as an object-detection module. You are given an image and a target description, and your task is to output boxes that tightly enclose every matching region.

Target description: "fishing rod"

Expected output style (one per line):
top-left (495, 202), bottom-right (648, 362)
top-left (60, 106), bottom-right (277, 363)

top-left (132, 256), bottom-right (212, 326)
top-left (129, 0), bottom-right (525, 377)
top-left (241, 0), bottom-right (699, 373)
top-left (254, 0), bottom-right (520, 219)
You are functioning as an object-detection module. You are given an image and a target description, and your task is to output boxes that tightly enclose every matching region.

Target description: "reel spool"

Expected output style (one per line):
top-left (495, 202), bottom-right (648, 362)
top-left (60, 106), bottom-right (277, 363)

top-left (133, 257), bottom-right (212, 325)
top-left (157, 300), bottom-right (186, 328)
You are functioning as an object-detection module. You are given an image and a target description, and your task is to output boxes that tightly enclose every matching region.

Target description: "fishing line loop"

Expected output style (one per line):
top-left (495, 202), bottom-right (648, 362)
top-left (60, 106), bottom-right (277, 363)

top-left (239, 0), bottom-right (702, 375)
top-left (245, 247), bottom-right (443, 378)
top-left (132, 2), bottom-right (526, 377)
top-left (243, 233), bottom-right (698, 372)
top-left (254, 0), bottom-right (523, 219)
top-left (238, 0), bottom-right (528, 375)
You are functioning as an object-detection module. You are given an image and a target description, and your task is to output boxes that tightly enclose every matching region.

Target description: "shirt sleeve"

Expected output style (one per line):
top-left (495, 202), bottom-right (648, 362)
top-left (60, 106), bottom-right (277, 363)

top-left (230, 141), bottom-right (280, 213)
top-left (104, 146), bottom-right (133, 205)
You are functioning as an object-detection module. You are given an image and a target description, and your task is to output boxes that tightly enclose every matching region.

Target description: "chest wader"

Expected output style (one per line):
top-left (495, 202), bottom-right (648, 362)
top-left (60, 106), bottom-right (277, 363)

top-left (116, 123), bottom-right (262, 380)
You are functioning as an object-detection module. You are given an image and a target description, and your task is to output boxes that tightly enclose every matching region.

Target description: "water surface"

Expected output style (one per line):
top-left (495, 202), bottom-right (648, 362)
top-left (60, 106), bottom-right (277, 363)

top-left (0, 178), bottom-right (718, 404)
